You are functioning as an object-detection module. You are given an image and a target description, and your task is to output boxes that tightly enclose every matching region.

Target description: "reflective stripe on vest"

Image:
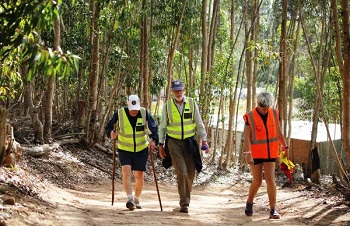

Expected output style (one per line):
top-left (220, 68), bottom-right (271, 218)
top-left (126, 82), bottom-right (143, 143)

top-left (166, 97), bottom-right (196, 140)
top-left (246, 108), bottom-right (279, 158)
top-left (117, 107), bottom-right (148, 152)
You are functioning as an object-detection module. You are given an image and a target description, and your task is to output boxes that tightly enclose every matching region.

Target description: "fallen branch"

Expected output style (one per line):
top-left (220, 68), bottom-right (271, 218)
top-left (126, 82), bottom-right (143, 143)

top-left (94, 143), bottom-right (113, 155)
top-left (56, 139), bottom-right (80, 146)
top-left (23, 144), bottom-right (55, 157)
top-left (54, 133), bottom-right (85, 140)
top-left (23, 139), bottom-right (82, 157)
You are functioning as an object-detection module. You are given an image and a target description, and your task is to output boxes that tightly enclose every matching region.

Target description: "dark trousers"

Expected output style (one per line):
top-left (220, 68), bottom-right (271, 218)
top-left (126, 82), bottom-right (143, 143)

top-left (168, 138), bottom-right (196, 207)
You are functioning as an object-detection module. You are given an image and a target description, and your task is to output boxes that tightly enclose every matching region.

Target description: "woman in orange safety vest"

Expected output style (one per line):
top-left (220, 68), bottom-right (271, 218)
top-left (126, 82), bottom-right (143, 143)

top-left (243, 92), bottom-right (289, 220)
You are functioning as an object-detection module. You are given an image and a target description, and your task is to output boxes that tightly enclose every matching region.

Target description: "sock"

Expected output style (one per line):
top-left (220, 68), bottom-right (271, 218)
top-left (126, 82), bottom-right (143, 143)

top-left (127, 194), bottom-right (133, 201)
top-left (134, 196), bottom-right (140, 202)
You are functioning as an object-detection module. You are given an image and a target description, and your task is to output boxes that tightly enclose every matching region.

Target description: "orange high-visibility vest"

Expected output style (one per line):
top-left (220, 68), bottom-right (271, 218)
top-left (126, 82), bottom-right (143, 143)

top-left (244, 108), bottom-right (279, 159)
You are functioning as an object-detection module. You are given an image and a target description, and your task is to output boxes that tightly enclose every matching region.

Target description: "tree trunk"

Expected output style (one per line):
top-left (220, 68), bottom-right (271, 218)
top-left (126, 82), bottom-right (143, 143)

top-left (287, 10), bottom-right (300, 145)
top-left (140, 0), bottom-right (149, 109)
top-left (165, 0), bottom-right (188, 100)
top-left (278, 0), bottom-right (287, 134)
top-left (86, 0), bottom-right (100, 146)
top-left (44, 14), bottom-right (60, 143)
top-left (21, 62), bottom-right (33, 117)
top-left (340, 0), bottom-right (350, 168)
top-left (0, 107), bottom-right (7, 165)
top-left (200, 0), bottom-right (208, 113)
top-left (243, 0), bottom-right (252, 112)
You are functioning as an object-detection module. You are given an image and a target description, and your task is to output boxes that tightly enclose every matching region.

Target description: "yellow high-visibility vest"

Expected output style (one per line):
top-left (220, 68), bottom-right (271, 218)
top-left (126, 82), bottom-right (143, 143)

top-left (117, 107), bottom-right (148, 152)
top-left (166, 97), bottom-right (196, 140)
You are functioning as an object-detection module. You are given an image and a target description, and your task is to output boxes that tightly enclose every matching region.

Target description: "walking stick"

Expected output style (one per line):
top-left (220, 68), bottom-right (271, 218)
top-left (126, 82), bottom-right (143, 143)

top-left (111, 124), bottom-right (117, 206)
top-left (149, 149), bottom-right (163, 211)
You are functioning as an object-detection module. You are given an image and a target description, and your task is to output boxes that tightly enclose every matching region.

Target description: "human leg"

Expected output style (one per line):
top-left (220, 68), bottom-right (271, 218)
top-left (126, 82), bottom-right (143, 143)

top-left (129, 149), bottom-right (148, 209)
top-left (122, 165), bottom-right (135, 210)
top-left (178, 143), bottom-right (196, 213)
top-left (134, 170), bottom-right (144, 209)
top-left (245, 163), bottom-right (263, 216)
top-left (263, 162), bottom-right (276, 209)
top-left (168, 139), bottom-right (190, 211)
top-left (263, 162), bottom-right (280, 219)
top-left (184, 146), bottom-right (196, 193)
top-left (247, 163), bottom-right (263, 203)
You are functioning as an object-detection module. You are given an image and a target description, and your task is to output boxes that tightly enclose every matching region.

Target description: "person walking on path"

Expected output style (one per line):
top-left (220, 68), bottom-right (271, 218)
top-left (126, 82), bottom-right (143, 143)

top-left (105, 95), bottom-right (159, 210)
top-left (243, 92), bottom-right (289, 219)
top-left (158, 79), bottom-right (210, 213)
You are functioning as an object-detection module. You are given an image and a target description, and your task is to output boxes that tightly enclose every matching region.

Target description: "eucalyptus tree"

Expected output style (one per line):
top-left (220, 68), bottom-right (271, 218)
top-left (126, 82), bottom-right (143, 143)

top-left (331, 0), bottom-right (350, 183)
top-left (298, 1), bottom-right (334, 183)
top-left (0, 0), bottom-right (79, 162)
top-left (277, 0), bottom-right (287, 136)
top-left (286, 0), bottom-right (347, 183)
top-left (86, 0), bottom-right (101, 145)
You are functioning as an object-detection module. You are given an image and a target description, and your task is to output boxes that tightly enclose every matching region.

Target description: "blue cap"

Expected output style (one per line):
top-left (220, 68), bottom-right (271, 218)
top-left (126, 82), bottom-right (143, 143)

top-left (171, 80), bottom-right (184, 91)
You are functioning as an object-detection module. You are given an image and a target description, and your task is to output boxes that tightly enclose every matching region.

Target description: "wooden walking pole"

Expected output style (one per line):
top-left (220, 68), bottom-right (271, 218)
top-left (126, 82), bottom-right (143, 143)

top-left (149, 150), bottom-right (163, 211)
top-left (111, 124), bottom-right (117, 206)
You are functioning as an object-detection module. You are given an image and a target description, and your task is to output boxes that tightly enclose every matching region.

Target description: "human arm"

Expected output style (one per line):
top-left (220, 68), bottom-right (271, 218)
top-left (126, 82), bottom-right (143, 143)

top-left (105, 112), bottom-right (118, 139)
top-left (275, 111), bottom-right (289, 157)
top-left (146, 111), bottom-right (158, 152)
top-left (146, 111), bottom-right (159, 145)
top-left (243, 114), bottom-right (254, 165)
top-left (158, 103), bottom-right (168, 159)
top-left (243, 123), bottom-right (254, 165)
top-left (193, 100), bottom-right (210, 154)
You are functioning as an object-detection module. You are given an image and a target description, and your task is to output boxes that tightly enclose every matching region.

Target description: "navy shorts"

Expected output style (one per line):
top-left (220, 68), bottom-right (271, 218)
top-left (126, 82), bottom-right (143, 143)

top-left (253, 158), bottom-right (277, 165)
top-left (118, 148), bottom-right (148, 171)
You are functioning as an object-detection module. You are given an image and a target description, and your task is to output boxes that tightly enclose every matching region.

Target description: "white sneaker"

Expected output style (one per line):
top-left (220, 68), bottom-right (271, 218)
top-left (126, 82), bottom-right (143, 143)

top-left (134, 200), bottom-right (142, 209)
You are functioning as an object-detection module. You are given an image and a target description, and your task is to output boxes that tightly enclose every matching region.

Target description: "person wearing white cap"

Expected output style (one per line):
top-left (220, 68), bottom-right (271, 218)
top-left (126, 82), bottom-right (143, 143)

top-left (105, 94), bottom-right (159, 210)
top-left (158, 79), bottom-right (210, 213)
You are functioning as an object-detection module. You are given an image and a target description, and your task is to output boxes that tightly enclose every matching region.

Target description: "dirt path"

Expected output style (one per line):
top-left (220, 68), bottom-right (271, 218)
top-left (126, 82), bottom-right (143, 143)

top-left (7, 178), bottom-right (347, 226)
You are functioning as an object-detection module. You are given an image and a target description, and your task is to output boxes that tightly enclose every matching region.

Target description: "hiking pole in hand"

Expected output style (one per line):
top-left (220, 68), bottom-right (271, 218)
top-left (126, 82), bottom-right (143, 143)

top-left (149, 149), bottom-right (163, 211)
top-left (111, 124), bottom-right (117, 206)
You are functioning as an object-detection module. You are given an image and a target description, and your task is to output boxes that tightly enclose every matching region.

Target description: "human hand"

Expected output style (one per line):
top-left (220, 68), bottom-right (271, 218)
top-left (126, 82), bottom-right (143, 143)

top-left (202, 141), bottom-right (210, 154)
top-left (149, 140), bottom-right (156, 151)
top-left (245, 152), bottom-right (254, 165)
top-left (110, 130), bottom-right (118, 139)
top-left (158, 145), bottom-right (166, 159)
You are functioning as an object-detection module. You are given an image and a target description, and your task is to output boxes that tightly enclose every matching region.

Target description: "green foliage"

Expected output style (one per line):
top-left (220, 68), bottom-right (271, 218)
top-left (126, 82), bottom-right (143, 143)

top-left (293, 66), bottom-right (341, 123)
top-left (0, 0), bottom-right (62, 59)
top-left (0, 0), bottom-right (80, 104)
top-left (0, 47), bottom-right (23, 102)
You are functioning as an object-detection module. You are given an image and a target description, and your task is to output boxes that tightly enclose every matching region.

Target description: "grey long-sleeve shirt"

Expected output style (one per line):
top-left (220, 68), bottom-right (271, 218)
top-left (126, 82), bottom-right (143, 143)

top-left (158, 96), bottom-right (207, 144)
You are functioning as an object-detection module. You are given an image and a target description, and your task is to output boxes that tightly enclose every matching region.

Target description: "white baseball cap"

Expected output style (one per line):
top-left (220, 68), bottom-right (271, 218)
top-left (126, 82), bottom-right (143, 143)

top-left (127, 95), bottom-right (141, 110)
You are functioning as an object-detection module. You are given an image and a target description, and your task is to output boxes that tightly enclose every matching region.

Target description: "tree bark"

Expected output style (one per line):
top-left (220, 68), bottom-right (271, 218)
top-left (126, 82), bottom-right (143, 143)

top-left (200, 0), bottom-right (208, 111)
top-left (86, 0), bottom-right (100, 146)
top-left (340, 0), bottom-right (350, 167)
top-left (165, 0), bottom-right (188, 100)
top-left (329, 0), bottom-right (350, 182)
top-left (278, 0), bottom-right (287, 135)
top-left (0, 107), bottom-right (7, 165)
top-left (44, 14), bottom-right (60, 143)
top-left (140, 0), bottom-right (149, 109)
